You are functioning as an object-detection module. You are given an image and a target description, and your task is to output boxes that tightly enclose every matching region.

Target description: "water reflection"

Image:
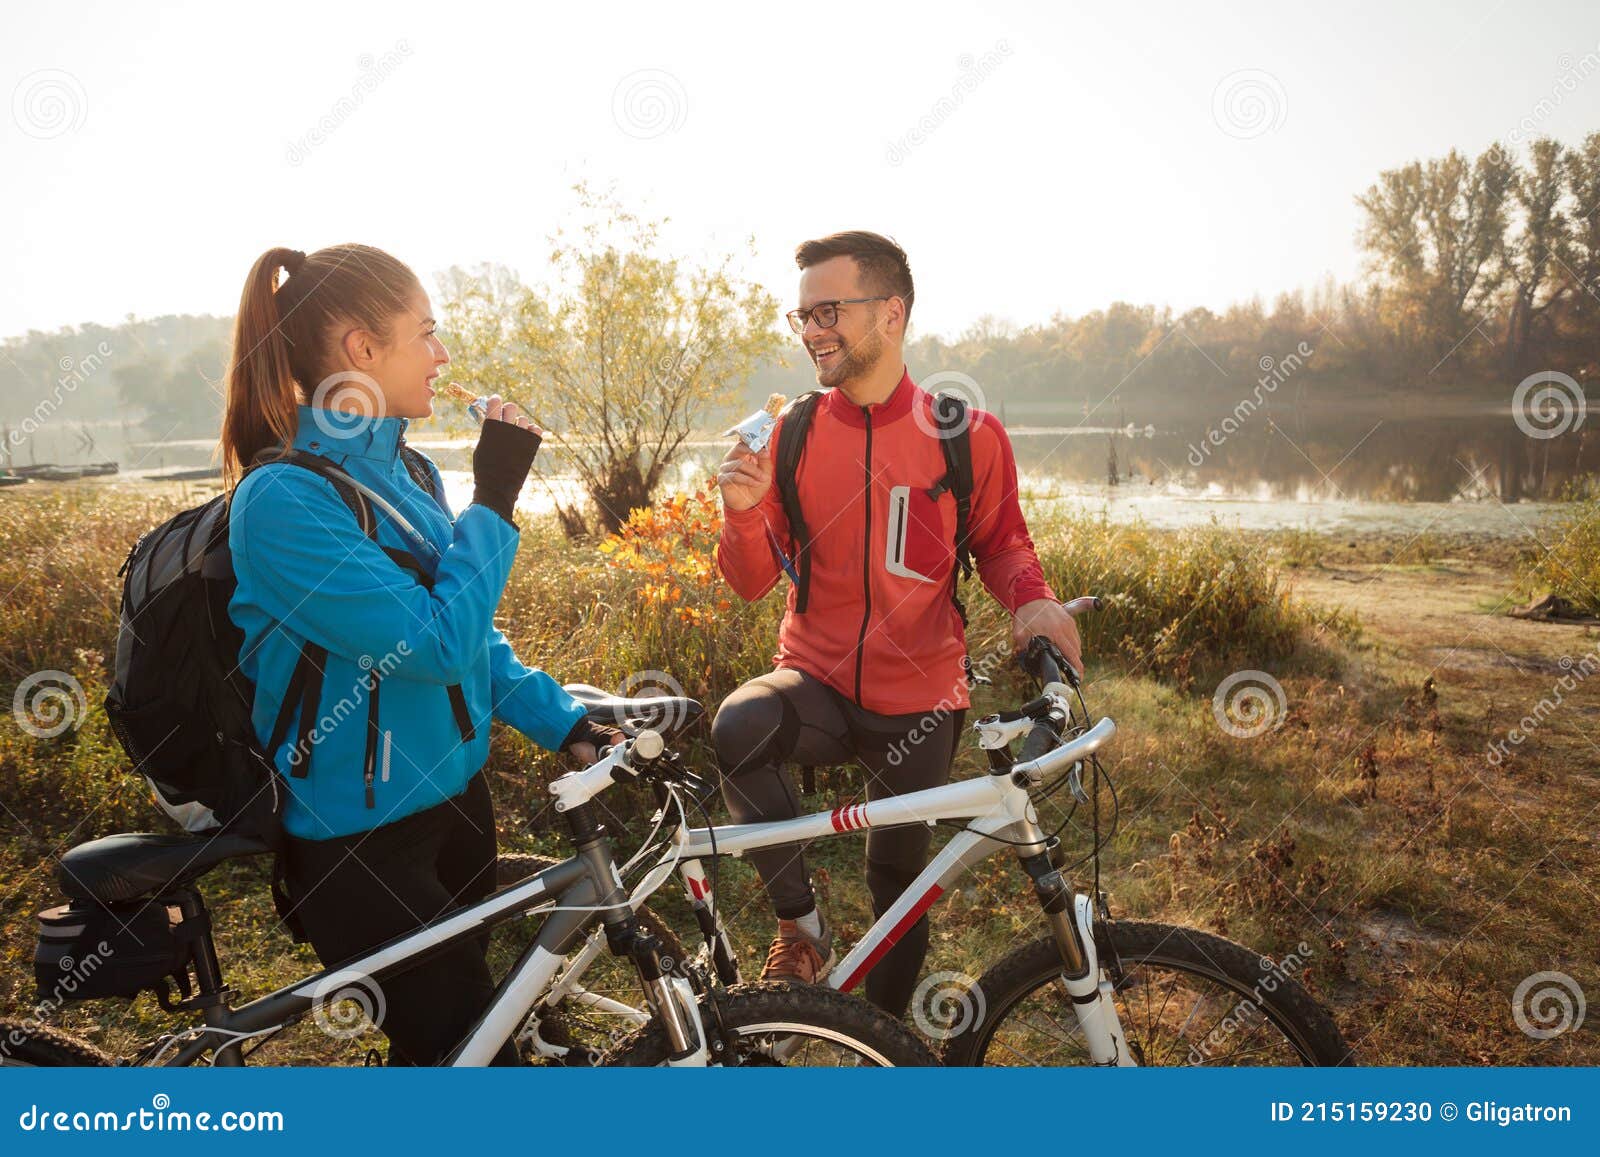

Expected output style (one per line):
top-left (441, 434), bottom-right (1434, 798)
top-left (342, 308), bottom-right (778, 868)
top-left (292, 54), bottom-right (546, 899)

top-left (5, 408), bottom-right (1593, 537)
top-left (1003, 413), bottom-right (1593, 503)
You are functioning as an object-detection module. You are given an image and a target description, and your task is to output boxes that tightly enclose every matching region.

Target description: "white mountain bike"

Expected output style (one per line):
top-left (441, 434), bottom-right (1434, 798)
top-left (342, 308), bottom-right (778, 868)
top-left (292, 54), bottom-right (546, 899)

top-left (543, 596), bottom-right (1354, 1066)
top-left (2, 689), bottom-right (934, 1069)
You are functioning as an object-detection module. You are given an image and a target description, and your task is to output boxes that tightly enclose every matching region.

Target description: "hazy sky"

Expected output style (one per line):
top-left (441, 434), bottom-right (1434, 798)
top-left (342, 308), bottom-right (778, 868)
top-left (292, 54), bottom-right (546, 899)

top-left (6, 0), bottom-right (1600, 341)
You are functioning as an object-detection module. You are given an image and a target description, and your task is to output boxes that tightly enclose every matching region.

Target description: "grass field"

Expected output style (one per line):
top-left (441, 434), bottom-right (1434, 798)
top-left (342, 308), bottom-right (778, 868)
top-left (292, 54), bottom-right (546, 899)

top-left (1, 481), bottom-right (1594, 1065)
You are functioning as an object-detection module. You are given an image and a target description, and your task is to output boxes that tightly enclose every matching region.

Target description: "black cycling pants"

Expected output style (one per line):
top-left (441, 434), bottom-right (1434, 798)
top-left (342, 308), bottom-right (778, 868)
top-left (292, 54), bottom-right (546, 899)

top-left (713, 667), bottom-right (965, 1018)
top-left (282, 771), bottom-right (518, 1066)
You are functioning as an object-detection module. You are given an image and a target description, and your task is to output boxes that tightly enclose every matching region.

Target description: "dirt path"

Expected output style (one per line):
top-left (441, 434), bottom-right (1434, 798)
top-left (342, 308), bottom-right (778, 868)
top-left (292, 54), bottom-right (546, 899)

top-left (1296, 560), bottom-right (1598, 679)
top-left (1291, 559), bottom-right (1599, 1062)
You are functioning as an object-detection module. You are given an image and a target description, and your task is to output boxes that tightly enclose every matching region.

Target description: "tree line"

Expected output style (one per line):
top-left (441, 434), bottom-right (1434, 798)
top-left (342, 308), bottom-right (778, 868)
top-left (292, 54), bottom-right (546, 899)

top-left (4, 141), bottom-right (1596, 507)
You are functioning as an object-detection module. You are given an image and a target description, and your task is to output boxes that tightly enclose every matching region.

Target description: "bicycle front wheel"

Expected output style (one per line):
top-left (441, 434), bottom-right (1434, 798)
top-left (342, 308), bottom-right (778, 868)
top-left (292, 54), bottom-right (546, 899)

top-left (605, 983), bottom-right (937, 1067)
top-left (942, 922), bottom-right (1354, 1066)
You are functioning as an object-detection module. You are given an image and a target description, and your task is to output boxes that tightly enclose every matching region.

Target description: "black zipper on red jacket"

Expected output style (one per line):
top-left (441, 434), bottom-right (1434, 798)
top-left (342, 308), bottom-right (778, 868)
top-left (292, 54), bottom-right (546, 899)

top-left (854, 407), bottom-right (873, 704)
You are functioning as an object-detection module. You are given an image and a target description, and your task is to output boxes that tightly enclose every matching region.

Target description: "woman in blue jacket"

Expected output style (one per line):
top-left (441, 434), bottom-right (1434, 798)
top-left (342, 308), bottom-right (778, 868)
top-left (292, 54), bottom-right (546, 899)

top-left (220, 243), bottom-right (614, 1065)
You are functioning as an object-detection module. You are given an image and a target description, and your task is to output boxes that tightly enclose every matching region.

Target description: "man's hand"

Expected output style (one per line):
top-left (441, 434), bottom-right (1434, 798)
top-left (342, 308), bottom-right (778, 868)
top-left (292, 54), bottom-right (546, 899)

top-left (1011, 599), bottom-right (1084, 678)
top-left (716, 441), bottom-right (774, 512)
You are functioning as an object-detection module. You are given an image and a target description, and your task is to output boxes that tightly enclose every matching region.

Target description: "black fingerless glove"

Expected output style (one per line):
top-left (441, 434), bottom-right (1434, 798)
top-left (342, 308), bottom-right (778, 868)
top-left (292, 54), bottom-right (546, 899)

top-left (559, 715), bottom-right (625, 755)
top-left (471, 419), bottom-right (542, 524)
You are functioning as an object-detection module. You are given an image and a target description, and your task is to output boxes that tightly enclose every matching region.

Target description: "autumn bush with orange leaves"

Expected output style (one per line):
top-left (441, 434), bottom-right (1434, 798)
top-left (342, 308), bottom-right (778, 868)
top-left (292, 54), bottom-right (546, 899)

top-left (590, 481), bottom-right (783, 693)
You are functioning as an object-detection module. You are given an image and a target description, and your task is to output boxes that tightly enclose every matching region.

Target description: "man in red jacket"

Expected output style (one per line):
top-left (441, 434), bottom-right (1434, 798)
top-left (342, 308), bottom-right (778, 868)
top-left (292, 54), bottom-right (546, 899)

top-left (714, 231), bottom-right (1082, 1017)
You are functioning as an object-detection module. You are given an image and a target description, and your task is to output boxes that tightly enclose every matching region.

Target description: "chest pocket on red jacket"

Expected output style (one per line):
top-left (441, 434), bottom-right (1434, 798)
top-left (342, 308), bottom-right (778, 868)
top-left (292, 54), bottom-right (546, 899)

top-left (885, 484), bottom-right (952, 584)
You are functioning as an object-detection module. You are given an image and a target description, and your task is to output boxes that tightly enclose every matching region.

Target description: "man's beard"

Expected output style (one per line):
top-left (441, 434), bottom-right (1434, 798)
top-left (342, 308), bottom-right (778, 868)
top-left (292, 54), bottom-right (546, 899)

top-left (814, 326), bottom-right (885, 389)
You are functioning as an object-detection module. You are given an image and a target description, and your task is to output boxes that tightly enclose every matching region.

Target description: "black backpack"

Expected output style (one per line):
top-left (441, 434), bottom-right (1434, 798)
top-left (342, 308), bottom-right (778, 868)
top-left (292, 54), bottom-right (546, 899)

top-left (774, 389), bottom-right (976, 623)
top-left (103, 450), bottom-right (380, 850)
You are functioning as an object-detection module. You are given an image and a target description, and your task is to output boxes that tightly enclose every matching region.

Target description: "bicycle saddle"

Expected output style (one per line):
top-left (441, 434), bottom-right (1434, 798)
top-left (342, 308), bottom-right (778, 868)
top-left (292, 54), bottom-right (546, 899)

top-left (561, 683), bottom-right (705, 738)
top-left (56, 832), bottom-right (272, 904)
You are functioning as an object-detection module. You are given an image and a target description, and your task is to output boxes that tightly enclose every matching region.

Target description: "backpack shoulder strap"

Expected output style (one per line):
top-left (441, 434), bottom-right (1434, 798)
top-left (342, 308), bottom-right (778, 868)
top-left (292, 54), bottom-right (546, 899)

top-left (245, 449), bottom-right (378, 542)
top-left (241, 450), bottom-right (378, 784)
top-left (398, 442), bottom-right (446, 508)
top-left (925, 394), bottom-right (975, 577)
top-left (924, 393), bottom-right (976, 623)
top-left (773, 390), bottom-right (824, 612)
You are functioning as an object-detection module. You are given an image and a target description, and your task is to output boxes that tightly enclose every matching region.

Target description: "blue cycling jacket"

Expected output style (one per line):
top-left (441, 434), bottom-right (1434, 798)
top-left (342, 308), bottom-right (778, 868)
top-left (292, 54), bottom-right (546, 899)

top-left (228, 404), bottom-right (586, 840)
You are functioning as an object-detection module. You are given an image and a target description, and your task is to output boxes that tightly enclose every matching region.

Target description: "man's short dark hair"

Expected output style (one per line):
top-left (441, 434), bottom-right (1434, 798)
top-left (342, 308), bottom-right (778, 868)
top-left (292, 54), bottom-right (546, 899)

top-left (795, 231), bottom-right (914, 324)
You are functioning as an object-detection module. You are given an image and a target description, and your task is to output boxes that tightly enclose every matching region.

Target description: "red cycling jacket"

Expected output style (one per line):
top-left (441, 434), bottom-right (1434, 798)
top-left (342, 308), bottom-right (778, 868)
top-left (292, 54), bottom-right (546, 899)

top-left (716, 369), bottom-right (1056, 715)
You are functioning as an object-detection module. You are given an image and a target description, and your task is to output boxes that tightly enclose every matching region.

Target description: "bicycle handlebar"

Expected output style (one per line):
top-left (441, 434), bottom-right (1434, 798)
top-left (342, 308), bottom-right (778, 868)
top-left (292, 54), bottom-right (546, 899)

top-left (1017, 596), bottom-right (1100, 690)
top-left (1017, 719), bottom-right (1060, 763)
top-left (551, 728), bottom-right (699, 812)
top-left (1009, 717), bottom-right (1116, 785)
top-left (1020, 635), bottom-right (1073, 689)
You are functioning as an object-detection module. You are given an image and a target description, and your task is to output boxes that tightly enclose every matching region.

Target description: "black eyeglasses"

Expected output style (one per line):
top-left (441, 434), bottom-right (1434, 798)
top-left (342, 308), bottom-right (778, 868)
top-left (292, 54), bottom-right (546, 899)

top-left (786, 297), bottom-right (891, 334)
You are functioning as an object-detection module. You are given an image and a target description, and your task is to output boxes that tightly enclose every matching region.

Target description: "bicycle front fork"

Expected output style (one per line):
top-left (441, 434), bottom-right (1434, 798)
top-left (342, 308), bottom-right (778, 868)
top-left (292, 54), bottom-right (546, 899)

top-left (568, 803), bottom-right (709, 1066)
top-left (1019, 839), bottom-right (1136, 1066)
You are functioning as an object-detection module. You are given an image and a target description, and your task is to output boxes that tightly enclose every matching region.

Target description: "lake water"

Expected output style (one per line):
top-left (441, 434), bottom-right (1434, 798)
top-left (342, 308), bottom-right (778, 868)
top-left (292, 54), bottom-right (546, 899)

top-left (5, 407), bottom-right (1591, 539)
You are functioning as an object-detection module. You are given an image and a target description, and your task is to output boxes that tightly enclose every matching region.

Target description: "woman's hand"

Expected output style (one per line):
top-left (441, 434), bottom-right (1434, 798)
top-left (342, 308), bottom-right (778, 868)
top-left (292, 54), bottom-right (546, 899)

top-left (481, 394), bottom-right (543, 436)
top-left (471, 395), bottom-right (544, 522)
top-left (562, 717), bottom-right (627, 766)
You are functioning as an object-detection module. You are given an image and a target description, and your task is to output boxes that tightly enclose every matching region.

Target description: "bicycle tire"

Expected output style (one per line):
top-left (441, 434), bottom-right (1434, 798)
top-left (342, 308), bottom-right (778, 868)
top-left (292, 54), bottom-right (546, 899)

top-left (942, 922), bottom-right (1355, 1066)
top-left (604, 982), bottom-right (937, 1067)
top-left (0, 1021), bottom-right (112, 1067)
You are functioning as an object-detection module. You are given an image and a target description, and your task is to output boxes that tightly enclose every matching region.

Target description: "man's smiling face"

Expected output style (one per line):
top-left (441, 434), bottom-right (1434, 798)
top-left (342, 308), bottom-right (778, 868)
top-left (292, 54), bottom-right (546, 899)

top-left (796, 256), bottom-right (891, 389)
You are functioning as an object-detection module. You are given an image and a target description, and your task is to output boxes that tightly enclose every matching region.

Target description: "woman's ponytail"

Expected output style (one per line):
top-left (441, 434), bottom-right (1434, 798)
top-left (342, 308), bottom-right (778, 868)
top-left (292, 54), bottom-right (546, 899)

top-left (220, 247), bottom-right (306, 487)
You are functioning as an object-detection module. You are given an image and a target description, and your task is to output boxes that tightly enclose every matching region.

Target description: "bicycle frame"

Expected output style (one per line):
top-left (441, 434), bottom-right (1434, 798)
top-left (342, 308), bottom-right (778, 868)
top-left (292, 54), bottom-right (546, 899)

top-left (134, 846), bottom-right (701, 1067)
top-left (627, 716), bottom-right (1138, 1065)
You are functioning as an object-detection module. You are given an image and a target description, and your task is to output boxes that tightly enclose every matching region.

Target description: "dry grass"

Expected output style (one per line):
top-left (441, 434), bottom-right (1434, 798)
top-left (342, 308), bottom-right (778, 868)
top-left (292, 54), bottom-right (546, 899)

top-left (1, 482), bottom-right (1593, 1065)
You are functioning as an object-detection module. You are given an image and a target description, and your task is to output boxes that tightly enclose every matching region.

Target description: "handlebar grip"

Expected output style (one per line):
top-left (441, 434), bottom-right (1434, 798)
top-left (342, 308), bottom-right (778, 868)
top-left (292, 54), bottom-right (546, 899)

top-left (1020, 635), bottom-right (1072, 687)
top-left (1018, 720), bottom-right (1059, 763)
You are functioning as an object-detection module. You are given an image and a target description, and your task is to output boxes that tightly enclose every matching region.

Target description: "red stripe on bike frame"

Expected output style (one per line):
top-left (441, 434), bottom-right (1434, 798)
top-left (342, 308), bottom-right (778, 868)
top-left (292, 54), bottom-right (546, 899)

top-left (836, 884), bottom-right (945, 992)
top-left (686, 876), bottom-right (709, 900)
top-left (830, 804), bottom-right (872, 832)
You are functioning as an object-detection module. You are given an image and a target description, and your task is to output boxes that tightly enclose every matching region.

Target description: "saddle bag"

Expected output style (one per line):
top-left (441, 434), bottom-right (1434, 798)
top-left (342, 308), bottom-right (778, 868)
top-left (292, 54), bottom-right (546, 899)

top-left (33, 898), bottom-right (196, 1004)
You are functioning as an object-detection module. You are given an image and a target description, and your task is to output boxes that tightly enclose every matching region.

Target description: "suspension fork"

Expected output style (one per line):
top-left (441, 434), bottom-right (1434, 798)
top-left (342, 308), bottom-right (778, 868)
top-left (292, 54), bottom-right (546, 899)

top-left (679, 858), bottom-right (740, 985)
top-left (1012, 818), bottom-right (1134, 1066)
top-left (565, 803), bottom-right (705, 1064)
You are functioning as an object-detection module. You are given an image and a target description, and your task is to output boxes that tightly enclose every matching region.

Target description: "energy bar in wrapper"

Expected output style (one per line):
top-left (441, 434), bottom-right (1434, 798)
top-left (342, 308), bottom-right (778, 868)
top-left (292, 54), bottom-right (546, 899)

top-left (723, 393), bottom-right (787, 454)
top-left (441, 381), bottom-right (551, 434)
top-left (441, 380), bottom-right (489, 425)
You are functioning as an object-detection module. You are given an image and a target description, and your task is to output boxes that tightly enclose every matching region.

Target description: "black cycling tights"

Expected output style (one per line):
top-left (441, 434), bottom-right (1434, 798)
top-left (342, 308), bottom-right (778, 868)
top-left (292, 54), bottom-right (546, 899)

top-left (282, 772), bottom-right (518, 1066)
top-left (713, 667), bottom-right (965, 1019)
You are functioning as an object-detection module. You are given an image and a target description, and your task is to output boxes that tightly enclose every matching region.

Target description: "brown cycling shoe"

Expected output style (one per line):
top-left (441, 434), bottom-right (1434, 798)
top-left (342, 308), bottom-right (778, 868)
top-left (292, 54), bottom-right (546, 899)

top-left (760, 917), bottom-right (837, 985)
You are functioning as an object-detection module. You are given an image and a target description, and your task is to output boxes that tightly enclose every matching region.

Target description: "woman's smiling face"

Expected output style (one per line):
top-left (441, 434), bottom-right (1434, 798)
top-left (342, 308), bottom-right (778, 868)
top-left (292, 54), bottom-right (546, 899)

top-left (321, 285), bottom-right (451, 421)
top-left (369, 287), bottom-right (451, 420)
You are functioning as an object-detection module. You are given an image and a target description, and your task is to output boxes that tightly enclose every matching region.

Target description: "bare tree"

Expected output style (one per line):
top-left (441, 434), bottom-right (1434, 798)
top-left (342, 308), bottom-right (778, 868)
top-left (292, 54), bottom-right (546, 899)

top-left (440, 188), bottom-right (783, 536)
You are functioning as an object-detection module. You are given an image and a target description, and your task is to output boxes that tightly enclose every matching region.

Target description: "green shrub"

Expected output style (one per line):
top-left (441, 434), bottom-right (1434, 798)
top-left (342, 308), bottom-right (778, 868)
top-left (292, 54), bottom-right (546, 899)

top-left (1519, 497), bottom-right (1600, 616)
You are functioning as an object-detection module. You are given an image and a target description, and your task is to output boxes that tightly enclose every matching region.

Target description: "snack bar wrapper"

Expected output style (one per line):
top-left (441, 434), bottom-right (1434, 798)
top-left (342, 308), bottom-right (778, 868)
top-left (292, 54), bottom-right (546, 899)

top-left (441, 380), bottom-right (490, 424)
top-left (723, 393), bottom-right (787, 454)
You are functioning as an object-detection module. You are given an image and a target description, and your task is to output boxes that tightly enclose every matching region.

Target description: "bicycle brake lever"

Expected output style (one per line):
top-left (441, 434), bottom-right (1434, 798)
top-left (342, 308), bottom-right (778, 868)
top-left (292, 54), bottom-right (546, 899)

top-left (1067, 762), bottom-right (1090, 804)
